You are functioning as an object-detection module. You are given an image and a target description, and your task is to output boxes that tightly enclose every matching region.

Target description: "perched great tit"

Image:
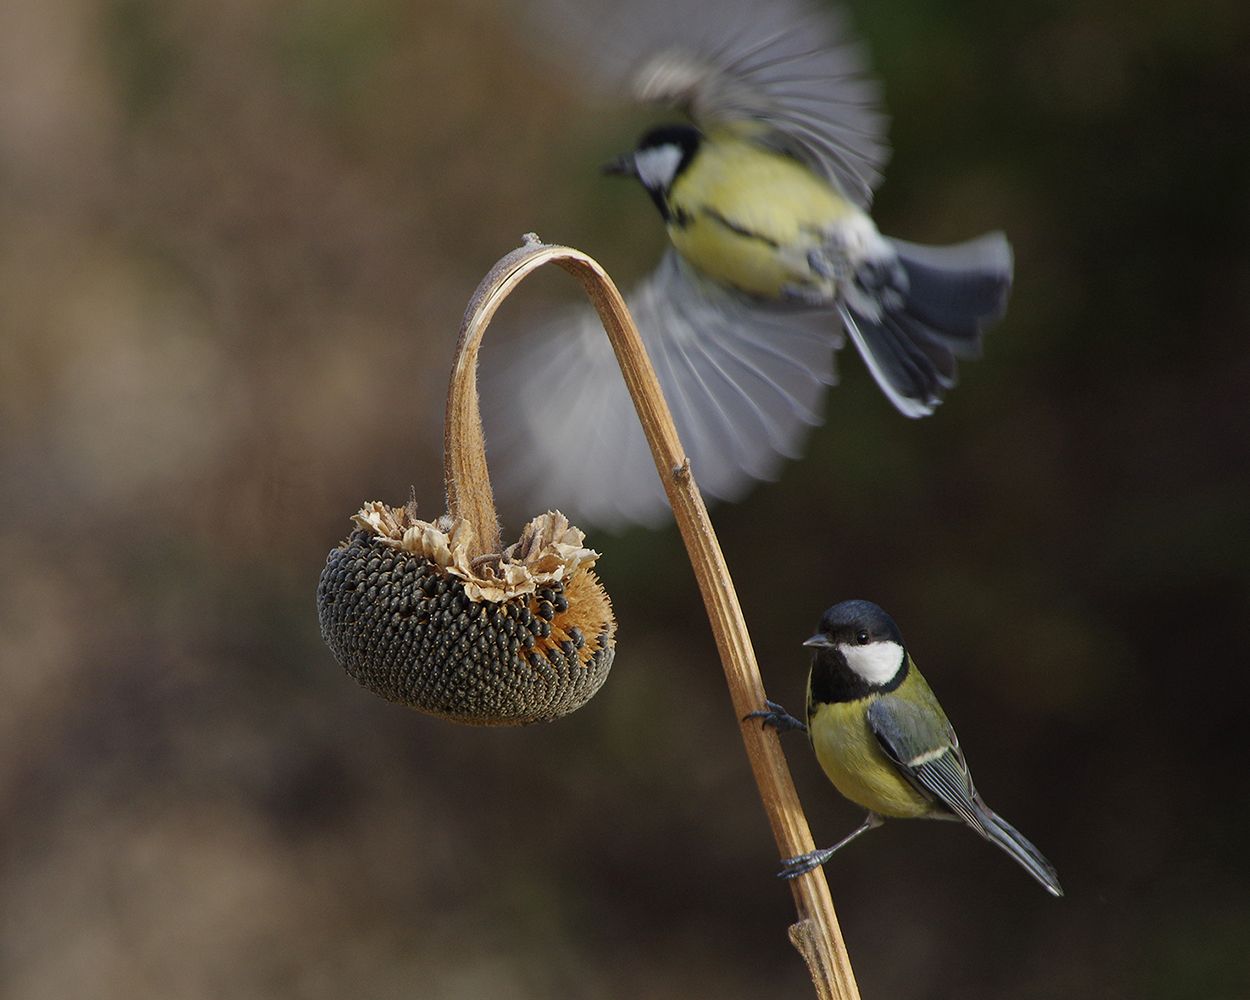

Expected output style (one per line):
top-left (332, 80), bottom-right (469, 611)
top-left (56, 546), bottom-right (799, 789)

top-left (490, 0), bottom-right (1013, 528)
top-left (749, 600), bottom-right (1062, 897)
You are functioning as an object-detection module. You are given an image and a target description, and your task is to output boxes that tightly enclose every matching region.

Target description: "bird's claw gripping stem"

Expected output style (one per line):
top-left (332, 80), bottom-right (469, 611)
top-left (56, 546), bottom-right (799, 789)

top-left (744, 699), bottom-right (808, 734)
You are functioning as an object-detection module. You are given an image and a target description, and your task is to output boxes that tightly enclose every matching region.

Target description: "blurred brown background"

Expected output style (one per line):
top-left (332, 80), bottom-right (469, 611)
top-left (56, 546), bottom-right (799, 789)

top-left (3, 0), bottom-right (1248, 997)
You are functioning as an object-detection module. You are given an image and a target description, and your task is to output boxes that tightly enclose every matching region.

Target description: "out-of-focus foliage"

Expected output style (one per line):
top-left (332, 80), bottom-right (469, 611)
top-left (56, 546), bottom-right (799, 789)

top-left (2, 1), bottom-right (1248, 998)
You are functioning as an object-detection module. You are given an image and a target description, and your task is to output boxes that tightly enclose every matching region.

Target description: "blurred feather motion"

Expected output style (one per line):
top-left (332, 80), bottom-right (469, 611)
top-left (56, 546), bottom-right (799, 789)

top-left (487, 0), bottom-right (1013, 528)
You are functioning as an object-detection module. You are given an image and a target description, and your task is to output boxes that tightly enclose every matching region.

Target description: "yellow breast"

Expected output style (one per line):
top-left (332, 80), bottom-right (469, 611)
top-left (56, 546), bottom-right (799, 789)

top-left (666, 137), bottom-right (855, 298)
top-left (808, 698), bottom-right (937, 819)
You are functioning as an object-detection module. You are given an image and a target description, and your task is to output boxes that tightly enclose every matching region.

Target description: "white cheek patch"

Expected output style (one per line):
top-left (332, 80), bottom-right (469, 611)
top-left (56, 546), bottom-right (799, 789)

top-left (634, 144), bottom-right (683, 190)
top-left (836, 640), bottom-right (903, 685)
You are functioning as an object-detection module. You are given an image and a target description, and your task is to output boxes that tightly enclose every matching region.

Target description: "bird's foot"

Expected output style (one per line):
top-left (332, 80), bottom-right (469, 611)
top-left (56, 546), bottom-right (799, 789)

top-left (775, 813), bottom-right (884, 879)
top-left (744, 700), bottom-right (807, 734)
top-left (777, 847), bottom-right (837, 880)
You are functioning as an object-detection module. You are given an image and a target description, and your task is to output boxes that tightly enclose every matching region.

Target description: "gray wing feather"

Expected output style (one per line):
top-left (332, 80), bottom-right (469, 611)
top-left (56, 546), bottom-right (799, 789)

top-left (631, 0), bottom-right (888, 205)
top-left (484, 251), bottom-right (841, 529)
top-left (526, 0), bottom-right (889, 206)
top-left (867, 694), bottom-right (1064, 896)
top-left (867, 697), bottom-right (983, 826)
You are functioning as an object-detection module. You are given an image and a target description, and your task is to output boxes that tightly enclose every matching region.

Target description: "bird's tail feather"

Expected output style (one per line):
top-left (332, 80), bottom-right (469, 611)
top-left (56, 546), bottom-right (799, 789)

top-left (975, 801), bottom-right (1064, 897)
top-left (841, 232), bottom-right (1012, 417)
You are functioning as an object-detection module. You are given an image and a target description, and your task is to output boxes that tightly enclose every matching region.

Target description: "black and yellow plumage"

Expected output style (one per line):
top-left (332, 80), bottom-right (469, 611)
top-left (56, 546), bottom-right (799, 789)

top-left (752, 600), bottom-right (1063, 897)
top-left (491, 0), bottom-right (1013, 528)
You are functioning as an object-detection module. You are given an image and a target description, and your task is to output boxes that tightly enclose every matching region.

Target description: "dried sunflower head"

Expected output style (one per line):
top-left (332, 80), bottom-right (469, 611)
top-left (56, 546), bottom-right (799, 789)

top-left (317, 501), bottom-right (615, 725)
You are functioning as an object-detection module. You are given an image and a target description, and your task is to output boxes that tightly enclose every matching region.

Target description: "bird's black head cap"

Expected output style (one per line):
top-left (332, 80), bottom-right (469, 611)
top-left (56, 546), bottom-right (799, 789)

top-left (816, 599), bottom-right (905, 648)
top-left (635, 124), bottom-right (702, 161)
top-left (604, 123), bottom-right (702, 221)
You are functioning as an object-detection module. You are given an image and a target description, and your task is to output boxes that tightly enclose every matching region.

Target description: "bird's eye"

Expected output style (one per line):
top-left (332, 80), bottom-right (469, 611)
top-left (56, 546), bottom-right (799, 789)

top-left (855, 630), bottom-right (870, 645)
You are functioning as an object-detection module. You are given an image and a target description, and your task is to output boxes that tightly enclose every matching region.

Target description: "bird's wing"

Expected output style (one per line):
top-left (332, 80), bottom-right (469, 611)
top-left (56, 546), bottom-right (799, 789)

top-left (869, 674), bottom-right (1063, 896)
top-left (866, 695), bottom-right (986, 829)
top-left (526, 0), bottom-right (889, 206)
top-left (628, 0), bottom-right (889, 206)
top-left (483, 251), bottom-right (841, 530)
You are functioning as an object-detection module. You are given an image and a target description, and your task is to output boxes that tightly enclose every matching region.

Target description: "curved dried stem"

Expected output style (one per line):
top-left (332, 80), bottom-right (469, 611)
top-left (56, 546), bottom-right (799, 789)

top-left (446, 235), bottom-right (860, 1000)
top-left (443, 252), bottom-right (508, 558)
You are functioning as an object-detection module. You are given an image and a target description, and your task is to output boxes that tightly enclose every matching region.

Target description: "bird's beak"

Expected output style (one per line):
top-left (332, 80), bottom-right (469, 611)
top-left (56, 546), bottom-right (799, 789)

top-left (601, 152), bottom-right (636, 177)
top-left (803, 633), bottom-right (835, 649)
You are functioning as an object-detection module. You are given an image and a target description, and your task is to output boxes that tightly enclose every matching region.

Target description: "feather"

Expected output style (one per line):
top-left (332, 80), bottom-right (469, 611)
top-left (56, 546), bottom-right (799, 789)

top-left (493, 1), bottom-right (1011, 526)
top-left (837, 232), bottom-right (1013, 417)
top-left (868, 698), bottom-right (1063, 896)
top-left (526, 0), bottom-right (889, 206)
top-left (484, 252), bottom-right (839, 529)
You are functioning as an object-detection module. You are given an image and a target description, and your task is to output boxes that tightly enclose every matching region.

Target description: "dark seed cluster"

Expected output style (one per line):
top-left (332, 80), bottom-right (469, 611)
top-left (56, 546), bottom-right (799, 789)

top-left (317, 530), bottom-right (614, 725)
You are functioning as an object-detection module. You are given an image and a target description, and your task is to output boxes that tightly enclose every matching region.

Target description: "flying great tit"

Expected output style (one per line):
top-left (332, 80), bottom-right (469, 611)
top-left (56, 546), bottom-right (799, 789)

top-left (489, 0), bottom-right (1013, 528)
top-left (749, 600), bottom-right (1062, 897)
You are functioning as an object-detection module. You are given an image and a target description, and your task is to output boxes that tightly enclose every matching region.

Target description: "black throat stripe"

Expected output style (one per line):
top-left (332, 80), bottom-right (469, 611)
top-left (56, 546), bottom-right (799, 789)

top-left (809, 648), bottom-right (909, 706)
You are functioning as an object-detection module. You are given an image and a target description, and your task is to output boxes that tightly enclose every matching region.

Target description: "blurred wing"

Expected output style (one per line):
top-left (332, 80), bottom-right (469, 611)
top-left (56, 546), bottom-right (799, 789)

top-left (629, 0), bottom-right (889, 205)
top-left (484, 251), bottom-right (840, 530)
top-left (524, 0), bottom-right (889, 207)
top-left (867, 696), bottom-right (983, 828)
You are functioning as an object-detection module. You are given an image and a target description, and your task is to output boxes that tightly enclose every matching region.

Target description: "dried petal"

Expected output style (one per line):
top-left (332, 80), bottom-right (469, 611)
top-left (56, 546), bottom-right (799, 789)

top-left (352, 503), bottom-right (600, 604)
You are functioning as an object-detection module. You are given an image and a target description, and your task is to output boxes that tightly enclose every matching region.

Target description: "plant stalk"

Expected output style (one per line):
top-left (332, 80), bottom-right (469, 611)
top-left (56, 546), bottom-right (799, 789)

top-left (448, 236), bottom-right (861, 1000)
top-left (443, 245), bottom-right (513, 558)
